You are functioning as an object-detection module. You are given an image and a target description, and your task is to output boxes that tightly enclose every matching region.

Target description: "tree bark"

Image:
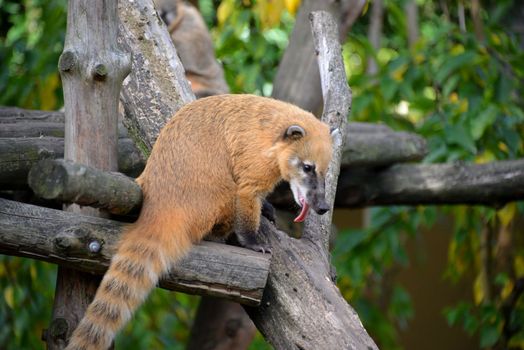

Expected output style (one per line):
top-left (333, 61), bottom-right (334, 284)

top-left (0, 197), bottom-right (269, 305)
top-left (336, 160), bottom-right (524, 207)
top-left (47, 0), bottom-right (131, 348)
top-left (367, 0), bottom-right (384, 75)
top-left (248, 12), bottom-right (378, 349)
top-left (272, 0), bottom-right (366, 114)
top-left (405, 0), bottom-right (419, 48)
top-left (28, 159), bottom-right (142, 215)
top-left (118, 0), bottom-right (195, 153)
top-left (186, 298), bottom-right (256, 350)
top-left (470, 0), bottom-right (485, 42)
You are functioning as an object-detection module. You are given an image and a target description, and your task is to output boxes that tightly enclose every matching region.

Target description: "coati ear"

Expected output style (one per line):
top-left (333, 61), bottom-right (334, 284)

top-left (285, 125), bottom-right (305, 140)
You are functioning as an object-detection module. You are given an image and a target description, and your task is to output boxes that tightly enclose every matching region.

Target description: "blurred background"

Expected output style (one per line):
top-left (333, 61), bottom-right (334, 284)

top-left (1, 0), bottom-right (523, 349)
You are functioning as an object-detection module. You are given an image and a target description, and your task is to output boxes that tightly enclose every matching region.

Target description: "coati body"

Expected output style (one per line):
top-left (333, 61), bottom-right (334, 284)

top-left (66, 94), bottom-right (333, 350)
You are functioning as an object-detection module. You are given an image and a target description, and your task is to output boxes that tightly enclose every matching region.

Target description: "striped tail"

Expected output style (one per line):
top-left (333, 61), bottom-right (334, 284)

top-left (65, 222), bottom-right (192, 350)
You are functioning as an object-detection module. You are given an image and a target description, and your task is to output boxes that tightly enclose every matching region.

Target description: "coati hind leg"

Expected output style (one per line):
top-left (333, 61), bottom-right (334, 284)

top-left (233, 188), bottom-right (272, 254)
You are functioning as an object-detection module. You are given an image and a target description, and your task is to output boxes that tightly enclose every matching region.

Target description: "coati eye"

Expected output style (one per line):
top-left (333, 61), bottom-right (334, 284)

top-left (303, 163), bottom-right (314, 173)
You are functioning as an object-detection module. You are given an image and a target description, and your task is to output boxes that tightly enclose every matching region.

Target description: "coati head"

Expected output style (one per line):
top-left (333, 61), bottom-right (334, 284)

top-left (278, 122), bottom-right (334, 223)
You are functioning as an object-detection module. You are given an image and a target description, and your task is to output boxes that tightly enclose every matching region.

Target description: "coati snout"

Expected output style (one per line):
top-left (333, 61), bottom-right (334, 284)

top-left (289, 162), bottom-right (330, 222)
top-left (283, 124), bottom-right (333, 222)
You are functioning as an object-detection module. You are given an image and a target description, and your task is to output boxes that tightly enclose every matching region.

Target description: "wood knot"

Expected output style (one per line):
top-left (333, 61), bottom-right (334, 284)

top-left (54, 235), bottom-right (75, 251)
top-left (58, 51), bottom-right (76, 72)
top-left (49, 317), bottom-right (69, 340)
top-left (93, 63), bottom-right (108, 81)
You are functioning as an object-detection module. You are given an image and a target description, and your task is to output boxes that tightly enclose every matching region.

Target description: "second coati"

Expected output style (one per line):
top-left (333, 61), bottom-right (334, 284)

top-left (66, 94), bottom-right (333, 350)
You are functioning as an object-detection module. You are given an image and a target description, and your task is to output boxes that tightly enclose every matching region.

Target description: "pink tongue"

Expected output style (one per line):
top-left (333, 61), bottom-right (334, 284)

top-left (294, 198), bottom-right (310, 223)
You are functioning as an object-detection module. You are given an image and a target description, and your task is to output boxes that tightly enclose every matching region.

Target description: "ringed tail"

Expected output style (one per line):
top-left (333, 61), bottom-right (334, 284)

top-left (65, 221), bottom-right (192, 350)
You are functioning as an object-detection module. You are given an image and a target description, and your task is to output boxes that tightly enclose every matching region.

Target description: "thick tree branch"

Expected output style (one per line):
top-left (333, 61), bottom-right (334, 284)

top-left (337, 160), bottom-right (524, 207)
top-left (0, 137), bottom-right (145, 189)
top-left (25, 154), bottom-right (524, 215)
top-left (302, 11), bottom-right (350, 250)
top-left (0, 107), bottom-right (426, 191)
top-left (0, 198), bottom-right (269, 305)
top-left (272, 0), bottom-right (365, 114)
top-left (118, 0), bottom-right (195, 152)
top-left (247, 12), bottom-right (378, 350)
top-left (28, 159), bottom-right (142, 215)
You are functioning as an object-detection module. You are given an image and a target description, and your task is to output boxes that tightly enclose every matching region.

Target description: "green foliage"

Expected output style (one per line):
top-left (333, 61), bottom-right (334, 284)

top-left (0, 256), bottom-right (56, 349)
top-left (333, 0), bottom-right (524, 348)
top-left (334, 206), bottom-right (434, 347)
top-left (117, 291), bottom-right (198, 349)
top-left (0, 0), bottom-right (66, 110)
top-left (204, 0), bottom-right (294, 95)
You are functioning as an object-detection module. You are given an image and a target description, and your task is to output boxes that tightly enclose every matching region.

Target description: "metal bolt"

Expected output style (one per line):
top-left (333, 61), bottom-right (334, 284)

top-left (88, 240), bottom-right (101, 253)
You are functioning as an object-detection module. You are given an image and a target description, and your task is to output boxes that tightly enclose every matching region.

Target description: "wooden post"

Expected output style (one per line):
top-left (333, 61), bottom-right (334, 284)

top-left (45, 0), bottom-right (130, 348)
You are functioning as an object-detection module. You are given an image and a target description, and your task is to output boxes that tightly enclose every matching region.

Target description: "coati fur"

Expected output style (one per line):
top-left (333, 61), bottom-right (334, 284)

top-left (66, 94), bottom-right (333, 350)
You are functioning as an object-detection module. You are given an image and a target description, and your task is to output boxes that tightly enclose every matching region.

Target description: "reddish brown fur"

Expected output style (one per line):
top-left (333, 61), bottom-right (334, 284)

top-left (66, 95), bottom-right (332, 350)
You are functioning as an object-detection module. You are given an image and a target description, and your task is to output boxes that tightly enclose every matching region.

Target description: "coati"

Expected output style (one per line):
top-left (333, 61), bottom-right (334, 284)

top-left (66, 94), bottom-right (333, 350)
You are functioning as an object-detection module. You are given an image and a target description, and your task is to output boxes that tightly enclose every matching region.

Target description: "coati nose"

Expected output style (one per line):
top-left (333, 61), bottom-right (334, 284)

top-left (315, 200), bottom-right (330, 215)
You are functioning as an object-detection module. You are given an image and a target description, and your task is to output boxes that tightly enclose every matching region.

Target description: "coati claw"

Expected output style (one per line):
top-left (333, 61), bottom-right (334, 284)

top-left (246, 242), bottom-right (272, 254)
top-left (234, 230), bottom-right (272, 254)
top-left (258, 244), bottom-right (272, 254)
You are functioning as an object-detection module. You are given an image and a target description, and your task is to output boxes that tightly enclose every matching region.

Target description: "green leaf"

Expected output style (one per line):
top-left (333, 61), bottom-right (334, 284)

top-left (471, 105), bottom-right (498, 140)
top-left (445, 307), bottom-right (460, 326)
top-left (479, 325), bottom-right (500, 348)
top-left (435, 51), bottom-right (477, 84)
top-left (380, 76), bottom-right (397, 101)
top-left (444, 124), bottom-right (477, 153)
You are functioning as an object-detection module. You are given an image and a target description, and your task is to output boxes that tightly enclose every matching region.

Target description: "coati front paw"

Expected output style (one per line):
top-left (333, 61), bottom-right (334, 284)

top-left (261, 199), bottom-right (276, 223)
top-left (235, 231), bottom-right (272, 254)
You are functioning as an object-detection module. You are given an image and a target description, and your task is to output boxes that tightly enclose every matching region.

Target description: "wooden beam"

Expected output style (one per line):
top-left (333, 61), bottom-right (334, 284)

top-left (337, 160), bottom-right (524, 207)
top-left (0, 137), bottom-right (145, 189)
top-left (247, 12), bottom-right (378, 350)
top-left (47, 0), bottom-right (132, 347)
top-left (28, 159), bottom-right (142, 215)
top-left (0, 198), bottom-right (269, 305)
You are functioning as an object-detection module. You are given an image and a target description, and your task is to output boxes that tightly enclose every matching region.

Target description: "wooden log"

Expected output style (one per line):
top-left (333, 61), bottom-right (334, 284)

top-left (0, 137), bottom-right (145, 189)
top-left (0, 107), bottom-right (132, 139)
top-left (28, 159), bottom-right (142, 215)
top-left (0, 106), bottom-right (64, 123)
top-left (110, 3), bottom-right (375, 348)
top-left (47, 0), bottom-right (132, 347)
top-left (24, 152), bottom-right (524, 216)
top-left (271, 0), bottom-right (366, 114)
top-left (0, 106), bottom-right (392, 136)
top-left (186, 297), bottom-right (256, 350)
top-left (247, 12), bottom-right (378, 350)
top-left (344, 130), bottom-right (426, 167)
top-left (0, 198), bottom-right (269, 306)
top-left (336, 159), bottom-right (524, 207)
top-left (118, 0), bottom-right (195, 152)
top-left (0, 121), bottom-right (65, 138)
top-left (0, 121), bottom-right (425, 192)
